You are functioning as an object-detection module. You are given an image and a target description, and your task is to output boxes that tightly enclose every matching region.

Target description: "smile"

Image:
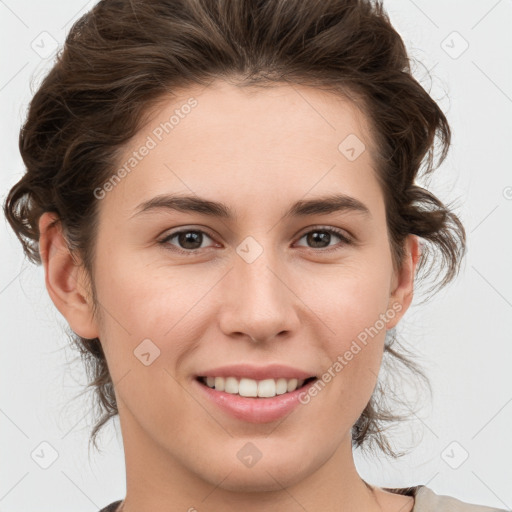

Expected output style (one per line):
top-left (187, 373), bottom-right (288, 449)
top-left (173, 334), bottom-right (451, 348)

top-left (194, 375), bottom-right (319, 423)
top-left (197, 375), bottom-right (317, 398)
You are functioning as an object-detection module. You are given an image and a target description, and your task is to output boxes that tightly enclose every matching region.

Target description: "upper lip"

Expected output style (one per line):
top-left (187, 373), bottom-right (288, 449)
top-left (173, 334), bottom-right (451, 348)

top-left (196, 364), bottom-right (316, 381)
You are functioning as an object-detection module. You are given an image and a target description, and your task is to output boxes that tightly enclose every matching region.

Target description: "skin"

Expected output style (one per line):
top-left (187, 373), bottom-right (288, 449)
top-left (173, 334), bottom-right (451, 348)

top-left (39, 80), bottom-right (419, 512)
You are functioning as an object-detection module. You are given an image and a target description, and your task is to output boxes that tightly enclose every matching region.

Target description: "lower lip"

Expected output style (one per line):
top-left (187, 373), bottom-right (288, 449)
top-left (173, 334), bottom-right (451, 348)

top-left (194, 378), bottom-right (318, 423)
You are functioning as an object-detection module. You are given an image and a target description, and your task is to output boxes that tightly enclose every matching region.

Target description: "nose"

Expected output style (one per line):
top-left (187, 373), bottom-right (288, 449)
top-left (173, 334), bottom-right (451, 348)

top-left (217, 245), bottom-right (300, 344)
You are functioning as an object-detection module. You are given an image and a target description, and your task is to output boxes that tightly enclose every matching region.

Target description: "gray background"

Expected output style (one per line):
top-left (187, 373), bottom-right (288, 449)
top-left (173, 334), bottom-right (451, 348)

top-left (1, 1), bottom-right (511, 510)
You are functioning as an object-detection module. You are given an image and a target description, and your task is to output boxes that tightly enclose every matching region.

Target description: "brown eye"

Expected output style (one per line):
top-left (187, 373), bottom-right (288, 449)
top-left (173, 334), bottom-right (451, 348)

top-left (160, 229), bottom-right (217, 254)
top-left (295, 227), bottom-right (352, 251)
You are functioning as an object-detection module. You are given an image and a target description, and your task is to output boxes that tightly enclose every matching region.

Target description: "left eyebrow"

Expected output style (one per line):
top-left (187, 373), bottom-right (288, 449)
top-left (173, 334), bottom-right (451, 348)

top-left (285, 193), bottom-right (372, 219)
top-left (130, 193), bottom-right (372, 220)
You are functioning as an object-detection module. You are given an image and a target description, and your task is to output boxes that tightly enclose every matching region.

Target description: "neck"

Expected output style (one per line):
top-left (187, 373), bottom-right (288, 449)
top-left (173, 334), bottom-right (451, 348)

top-left (115, 407), bottom-right (386, 512)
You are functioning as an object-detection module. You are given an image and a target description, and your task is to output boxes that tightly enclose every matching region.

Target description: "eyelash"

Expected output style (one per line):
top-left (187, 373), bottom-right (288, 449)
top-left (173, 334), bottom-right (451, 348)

top-left (158, 226), bottom-right (353, 256)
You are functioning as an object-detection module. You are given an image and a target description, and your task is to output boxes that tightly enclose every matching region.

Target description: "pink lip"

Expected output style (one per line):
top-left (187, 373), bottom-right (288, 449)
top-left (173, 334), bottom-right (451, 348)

top-left (193, 377), bottom-right (318, 423)
top-left (195, 363), bottom-right (316, 381)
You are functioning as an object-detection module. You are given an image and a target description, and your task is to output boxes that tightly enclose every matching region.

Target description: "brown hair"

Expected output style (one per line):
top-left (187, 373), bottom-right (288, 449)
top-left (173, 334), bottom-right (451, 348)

top-left (4, 0), bottom-right (465, 457)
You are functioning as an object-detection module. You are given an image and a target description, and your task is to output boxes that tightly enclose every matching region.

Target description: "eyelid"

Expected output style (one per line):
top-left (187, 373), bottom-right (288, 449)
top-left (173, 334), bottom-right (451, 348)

top-left (158, 225), bottom-right (217, 241)
top-left (295, 224), bottom-right (352, 242)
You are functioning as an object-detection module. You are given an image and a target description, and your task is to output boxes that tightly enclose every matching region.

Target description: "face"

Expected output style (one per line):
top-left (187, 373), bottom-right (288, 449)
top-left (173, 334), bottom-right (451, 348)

top-left (42, 79), bottom-right (418, 496)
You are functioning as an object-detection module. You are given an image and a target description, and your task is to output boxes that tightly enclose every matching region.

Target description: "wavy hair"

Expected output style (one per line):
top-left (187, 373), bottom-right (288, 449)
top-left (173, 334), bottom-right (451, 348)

top-left (4, 0), bottom-right (466, 457)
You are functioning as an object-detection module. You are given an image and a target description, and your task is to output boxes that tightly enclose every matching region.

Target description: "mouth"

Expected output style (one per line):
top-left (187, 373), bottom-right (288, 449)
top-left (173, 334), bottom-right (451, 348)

top-left (194, 375), bottom-right (319, 423)
top-left (195, 375), bottom-right (318, 398)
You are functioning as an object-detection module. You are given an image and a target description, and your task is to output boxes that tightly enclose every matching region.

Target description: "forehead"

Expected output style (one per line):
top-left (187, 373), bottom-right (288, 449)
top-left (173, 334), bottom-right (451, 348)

top-left (100, 80), bottom-right (383, 220)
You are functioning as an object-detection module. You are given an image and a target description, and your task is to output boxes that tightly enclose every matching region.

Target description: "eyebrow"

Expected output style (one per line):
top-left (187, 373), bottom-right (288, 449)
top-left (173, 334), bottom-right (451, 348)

top-left (131, 193), bottom-right (372, 220)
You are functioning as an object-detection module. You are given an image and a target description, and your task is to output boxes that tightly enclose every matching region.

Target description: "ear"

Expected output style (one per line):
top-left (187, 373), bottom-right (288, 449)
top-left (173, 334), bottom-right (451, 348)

top-left (38, 212), bottom-right (100, 339)
top-left (386, 234), bottom-right (421, 330)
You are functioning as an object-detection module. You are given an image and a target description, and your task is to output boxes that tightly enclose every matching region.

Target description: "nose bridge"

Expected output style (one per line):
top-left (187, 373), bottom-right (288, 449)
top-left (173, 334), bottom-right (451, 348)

top-left (219, 240), bottom-right (297, 342)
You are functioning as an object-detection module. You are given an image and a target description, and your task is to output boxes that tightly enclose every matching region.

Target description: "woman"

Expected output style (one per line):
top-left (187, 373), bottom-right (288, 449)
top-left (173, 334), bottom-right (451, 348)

top-left (4, 0), bottom-right (506, 511)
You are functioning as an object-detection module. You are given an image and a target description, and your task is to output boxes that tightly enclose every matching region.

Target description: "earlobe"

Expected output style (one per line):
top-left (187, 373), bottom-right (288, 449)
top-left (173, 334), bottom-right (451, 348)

top-left (386, 235), bottom-right (421, 330)
top-left (39, 212), bottom-right (99, 339)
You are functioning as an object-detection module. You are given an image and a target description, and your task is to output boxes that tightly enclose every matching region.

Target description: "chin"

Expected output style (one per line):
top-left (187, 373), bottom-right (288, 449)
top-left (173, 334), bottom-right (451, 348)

top-left (214, 466), bottom-right (307, 493)
top-left (198, 446), bottom-right (314, 493)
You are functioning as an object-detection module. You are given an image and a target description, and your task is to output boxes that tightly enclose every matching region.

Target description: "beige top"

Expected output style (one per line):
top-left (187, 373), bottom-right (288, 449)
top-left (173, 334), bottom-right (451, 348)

top-left (385, 485), bottom-right (508, 512)
top-left (98, 485), bottom-right (508, 511)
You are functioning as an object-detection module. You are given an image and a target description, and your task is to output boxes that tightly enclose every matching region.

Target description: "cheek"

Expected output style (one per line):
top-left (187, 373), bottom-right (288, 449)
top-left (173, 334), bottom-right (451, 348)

top-left (95, 234), bottom-right (393, 377)
top-left (94, 250), bottom-right (208, 338)
top-left (92, 252), bottom-right (222, 420)
top-left (92, 260), bottom-right (212, 437)
top-left (308, 259), bottom-right (393, 406)
top-left (312, 259), bottom-right (392, 347)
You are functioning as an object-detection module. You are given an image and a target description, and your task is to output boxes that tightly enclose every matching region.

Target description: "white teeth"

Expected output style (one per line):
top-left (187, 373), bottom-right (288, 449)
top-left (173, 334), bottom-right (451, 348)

top-left (202, 376), bottom-right (311, 397)
top-left (214, 376), bottom-right (225, 391)
top-left (287, 378), bottom-right (298, 392)
top-left (257, 378), bottom-right (276, 397)
top-left (275, 378), bottom-right (288, 395)
top-left (225, 377), bottom-right (238, 394)
top-left (239, 378), bottom-right (258, 397)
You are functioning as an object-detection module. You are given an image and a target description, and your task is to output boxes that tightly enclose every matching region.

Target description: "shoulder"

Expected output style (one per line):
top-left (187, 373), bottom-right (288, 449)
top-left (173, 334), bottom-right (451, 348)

top-left (98, 488), bottom-right (509, 512)
top-left (98, 500), bottom-right (122, 512)
top-left (385, 485), bottom-right (508, 512)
